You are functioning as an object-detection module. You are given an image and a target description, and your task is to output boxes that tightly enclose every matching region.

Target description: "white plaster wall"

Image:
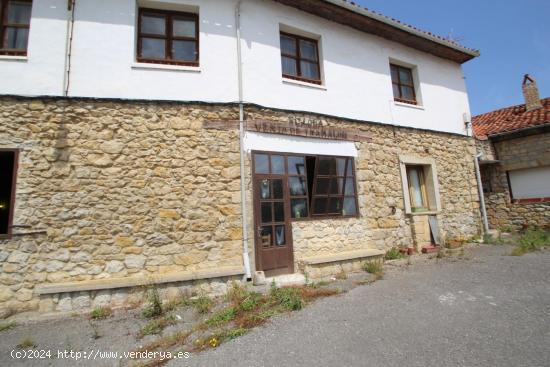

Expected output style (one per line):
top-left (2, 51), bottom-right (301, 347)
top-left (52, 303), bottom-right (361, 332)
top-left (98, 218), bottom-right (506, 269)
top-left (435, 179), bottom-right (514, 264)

top-left (239, 0), bottom-right (472, 135)
top-left (0, 0), bottom-right (473, 135)
top-left (67, 0), bottom-right (239, 102)
top-left (0, 0), bottom-right (68, 96)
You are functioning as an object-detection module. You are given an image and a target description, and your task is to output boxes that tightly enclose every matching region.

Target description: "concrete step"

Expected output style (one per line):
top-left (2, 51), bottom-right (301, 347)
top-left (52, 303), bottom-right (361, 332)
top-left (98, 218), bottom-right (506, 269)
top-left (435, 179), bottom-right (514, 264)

top-left (265, 273), bottom-right (306, 287)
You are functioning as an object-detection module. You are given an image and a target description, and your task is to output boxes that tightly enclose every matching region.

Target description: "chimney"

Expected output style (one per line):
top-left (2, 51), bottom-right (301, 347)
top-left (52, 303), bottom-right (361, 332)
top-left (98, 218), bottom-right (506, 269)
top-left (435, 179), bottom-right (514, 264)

top-left (522, 74), bottom-right (543, 111)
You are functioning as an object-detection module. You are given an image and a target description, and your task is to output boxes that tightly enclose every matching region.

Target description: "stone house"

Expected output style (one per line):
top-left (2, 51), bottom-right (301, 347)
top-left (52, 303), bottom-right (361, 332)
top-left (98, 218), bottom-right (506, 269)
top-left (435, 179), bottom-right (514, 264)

top-left (472, 75), bottom-right (550, 231)
top-left (0, 0), bottom-right (482, 316)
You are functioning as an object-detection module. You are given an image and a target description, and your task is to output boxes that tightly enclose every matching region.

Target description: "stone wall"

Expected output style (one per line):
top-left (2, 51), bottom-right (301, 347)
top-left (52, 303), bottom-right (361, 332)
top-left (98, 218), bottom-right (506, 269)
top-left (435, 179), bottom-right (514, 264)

top-left (244, 106), bottom-right (482, 271)
top-left (0, 97), bottom-right (483, 316)
top-left (0, 97), bottom-right (244, 316)
top-left (477, 134), bottom-right (550, 230)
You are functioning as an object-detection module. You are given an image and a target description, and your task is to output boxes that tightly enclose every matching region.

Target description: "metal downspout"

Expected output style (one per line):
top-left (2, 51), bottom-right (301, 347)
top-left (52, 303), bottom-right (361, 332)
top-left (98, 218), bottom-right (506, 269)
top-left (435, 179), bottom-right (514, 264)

top-left (474, 153), bottom-right (489, 233)
top-left (236, 1), bottom-right (252, 280)
top-left (63, 0), bottom-right (76, 96)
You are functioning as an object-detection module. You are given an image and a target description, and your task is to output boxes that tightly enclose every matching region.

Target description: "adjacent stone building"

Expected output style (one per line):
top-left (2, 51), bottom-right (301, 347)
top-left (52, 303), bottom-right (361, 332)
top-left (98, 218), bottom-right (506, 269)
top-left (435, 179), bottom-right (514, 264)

top-left (0, 0), bottom-right (482, 316)
top-left (473, 75), bottom-right (550, 230)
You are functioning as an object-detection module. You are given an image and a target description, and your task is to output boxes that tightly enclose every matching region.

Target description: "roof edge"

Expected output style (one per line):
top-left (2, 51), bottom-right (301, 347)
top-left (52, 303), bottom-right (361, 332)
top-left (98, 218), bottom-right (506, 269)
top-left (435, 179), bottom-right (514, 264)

top-left (321, 0), bottom-right (480, 59)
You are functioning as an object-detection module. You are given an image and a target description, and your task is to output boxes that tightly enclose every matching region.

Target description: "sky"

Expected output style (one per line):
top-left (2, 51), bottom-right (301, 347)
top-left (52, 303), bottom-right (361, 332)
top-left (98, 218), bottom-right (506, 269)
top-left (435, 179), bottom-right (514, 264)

top-left (354, 0), bottom-right (550, 116)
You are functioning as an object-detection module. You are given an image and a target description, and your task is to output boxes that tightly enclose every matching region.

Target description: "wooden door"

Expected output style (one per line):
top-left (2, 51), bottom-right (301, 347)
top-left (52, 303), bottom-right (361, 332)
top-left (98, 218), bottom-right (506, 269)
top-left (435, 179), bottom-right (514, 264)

top-left (253, 176), bottom-right (294, 276)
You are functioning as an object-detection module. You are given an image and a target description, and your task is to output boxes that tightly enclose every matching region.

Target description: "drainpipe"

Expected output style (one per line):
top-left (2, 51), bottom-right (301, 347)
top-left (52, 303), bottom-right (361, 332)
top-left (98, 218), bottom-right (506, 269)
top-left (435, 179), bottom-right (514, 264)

top-left (63, 0), bottom-right (76, 96)
top-left (474, 153), bottom-right (489, 233)
top-left (236, 1), bottom-right (252, 281)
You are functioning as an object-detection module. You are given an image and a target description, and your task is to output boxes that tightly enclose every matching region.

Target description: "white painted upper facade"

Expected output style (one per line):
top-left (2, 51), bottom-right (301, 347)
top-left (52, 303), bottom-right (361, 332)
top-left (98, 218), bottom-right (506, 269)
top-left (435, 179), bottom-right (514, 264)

top-left (0, 0), bottom-right (475, 135)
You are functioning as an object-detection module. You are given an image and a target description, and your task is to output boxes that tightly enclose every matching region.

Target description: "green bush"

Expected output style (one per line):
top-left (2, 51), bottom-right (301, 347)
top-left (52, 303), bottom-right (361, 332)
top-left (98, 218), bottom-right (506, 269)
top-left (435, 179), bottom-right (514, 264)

top-left (511, 229), bottom-right (550, 256)
top-left (385, 247), bottom-right (406, 260)
top-left (142, 287), bottom-right (163, 318)
top-left (193, 296), bottom-right (214, 314)
top-left (363, 260), bottom-right (383, 274)
top-left (90, 307), bottom-right (112, 320)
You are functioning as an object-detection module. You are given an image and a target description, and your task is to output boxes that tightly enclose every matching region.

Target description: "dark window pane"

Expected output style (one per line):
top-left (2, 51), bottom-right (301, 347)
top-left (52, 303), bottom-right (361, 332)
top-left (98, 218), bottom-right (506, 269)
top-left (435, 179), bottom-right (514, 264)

top-left (313, 198), bottom-right (328, 215)
top-left (271, 155), bottom-right (285, 174)
top-left (172, 40), bottom-right (196, 61)
top-left (330, 178), bottom-right (344, 195)
top-left (141, 14), bottom-right (166, 35)
top-left (288, 156), bottom-right (306, 175)
top-left (300, 61), bottom-right (319, 80)
top-left (299, 39), bottom-right (318, 60)
top-left (260, 179), bottom-right (271, 199)
top-left (7, 1), bottom-right (32, 24)
top-left (392, 84), bottom-right (400, 99)
top-left (282, 56), bottom-right (297, 76)
top-left (344, 179), bottom-right (355, 195)
top-left (328, 197), bottom-right (343, 214)
top-left (291, 199), bottom-right (308, 219)
top-left (173, 18), bottom-right (195, 37)
top-left (343, 197), bottom-right (357, 216)
top-left (272, 179), bottom-right (283, 199)
top-left (289, 176), bottom-right (307, 196)
top-left (399, 68), bottom-right (413, 85)
top-left (261, 202), bottom-right (272, 224)
top-left (390, 65), bottom-right (399, 83)
top-left (275, 225), bottom-right (285, 246)
top-left (316, 178), bottom-right (330, 194)
top-left (336, 158), bottom-right (346, 176)
top-left (401, 86), bottom-right (415, 101)
top-left (254, 154), bottom-right (269, 174)
top-left (274, 202), bottom-right (285, 222)
top-left (141, 38), bottom-right (166, 59)
top-left (280, 35), bottom-right (296, 56)
top-left (318, 158), bottom-right (335, 175)
top-left (260, 226), bottom-right (272, 247)
top-left (5, 27), bottom-right (28, 50)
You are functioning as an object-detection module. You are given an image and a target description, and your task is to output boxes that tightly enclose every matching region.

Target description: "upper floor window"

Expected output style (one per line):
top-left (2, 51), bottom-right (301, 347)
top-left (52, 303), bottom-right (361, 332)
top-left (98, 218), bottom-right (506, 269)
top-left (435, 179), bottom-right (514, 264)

top-left (280, 32), bottom-right (321, 85)
top-left (137, 8), bottom-right (199, 66)
top-left (0, 0), bottom-right (32, 56)
top-left (390, 64), bottom-right (417, 105)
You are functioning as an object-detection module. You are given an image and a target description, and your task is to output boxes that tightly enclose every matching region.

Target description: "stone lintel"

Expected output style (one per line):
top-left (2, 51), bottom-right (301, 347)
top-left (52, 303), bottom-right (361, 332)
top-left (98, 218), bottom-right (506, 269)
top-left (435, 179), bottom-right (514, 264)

top-left (35, 266), bottom-right (245, 295)
top-left (301, 249), bottom-right (385, 265)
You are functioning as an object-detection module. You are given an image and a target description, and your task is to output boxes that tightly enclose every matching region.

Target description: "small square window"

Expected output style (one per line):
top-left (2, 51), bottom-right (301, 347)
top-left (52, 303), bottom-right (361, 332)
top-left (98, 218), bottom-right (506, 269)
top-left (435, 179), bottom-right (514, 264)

top-left (137, 8), bottom-right (199, 66)
top-left (280, 32), bottom-right (321, 85)
top-left (0, 0), bottom-right (32, 56)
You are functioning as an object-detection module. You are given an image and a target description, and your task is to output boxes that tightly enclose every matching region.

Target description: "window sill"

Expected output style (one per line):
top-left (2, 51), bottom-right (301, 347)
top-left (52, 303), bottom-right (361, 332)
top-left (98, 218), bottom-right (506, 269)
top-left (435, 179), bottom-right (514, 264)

top-left (0, 55), bottom-right (28, 62)
top-left (406, 210), bottom-right (439, 216)
top-left (283, 78), bottom-right (327, 90)
top-left (394, 101), bottom-right (425, 110)
top-left (512, 197), bottom-right (550, 204)
top-left (131, 62), bottom-right (201, 73)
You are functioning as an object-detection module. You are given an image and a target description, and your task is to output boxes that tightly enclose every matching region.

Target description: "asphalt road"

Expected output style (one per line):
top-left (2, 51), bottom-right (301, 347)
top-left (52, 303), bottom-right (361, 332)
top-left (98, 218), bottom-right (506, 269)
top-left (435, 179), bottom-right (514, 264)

top-left (183, 245), bottom-right (550, 367)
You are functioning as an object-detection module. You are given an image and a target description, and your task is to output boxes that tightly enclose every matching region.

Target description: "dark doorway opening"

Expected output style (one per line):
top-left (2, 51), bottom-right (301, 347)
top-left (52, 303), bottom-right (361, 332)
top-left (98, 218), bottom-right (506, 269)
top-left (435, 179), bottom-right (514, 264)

top-left (0, 151), bottom-right (17, 235)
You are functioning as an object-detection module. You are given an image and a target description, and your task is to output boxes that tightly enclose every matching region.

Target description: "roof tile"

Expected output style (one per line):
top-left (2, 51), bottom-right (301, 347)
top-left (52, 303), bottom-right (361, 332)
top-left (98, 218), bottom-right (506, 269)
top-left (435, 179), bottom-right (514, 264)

top-left (472, 97), bottom-right (550, 139)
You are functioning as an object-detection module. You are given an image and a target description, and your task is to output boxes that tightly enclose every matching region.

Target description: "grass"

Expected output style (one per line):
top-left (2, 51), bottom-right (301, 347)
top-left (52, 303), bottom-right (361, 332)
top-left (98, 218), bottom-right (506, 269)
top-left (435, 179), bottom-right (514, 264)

top-left (0, 321), bottom-right (16, 332)
top-left (139, 315), bottom-right (177, 338)
top-left (193, 296), bottom-right (214, 314)
top-left (17, 337), bottom-right (36, 349)
top-left (363, 260), bottom-right (383, 275)
top-left (205, 307), bottom-right (237, 327)
top-left (90, 306), bottom-right (112, 320)
top-left (142, 286), bottom-right (164, 319)
top-left (135, 330), bottom-right (192, 354)
top-left (384, 247), bottom-right (406, 260)
top-left (510, 229), bottom-right (549, 256)
top-left (269, 286), bottom-right (304, 311)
